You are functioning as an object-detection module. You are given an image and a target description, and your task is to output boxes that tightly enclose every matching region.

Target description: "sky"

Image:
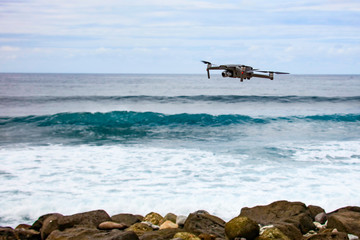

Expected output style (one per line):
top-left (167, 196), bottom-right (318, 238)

top-left (0, 0), bottom-right (359, 74)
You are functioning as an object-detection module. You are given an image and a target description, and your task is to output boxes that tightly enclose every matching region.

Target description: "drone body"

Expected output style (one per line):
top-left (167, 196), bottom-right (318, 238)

top-left (202, 61), bottom-right (289, 82)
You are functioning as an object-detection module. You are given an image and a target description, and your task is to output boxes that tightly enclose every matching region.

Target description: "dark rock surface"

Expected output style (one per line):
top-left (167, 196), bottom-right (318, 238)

top-left (240, 200), bottom-right (315, 234)
top-left (111, 214), bottom-right (143, 226)
top-left (184, 211), bottom-right (225, 238)
top-left (327, 206), bottom-right (360, 237)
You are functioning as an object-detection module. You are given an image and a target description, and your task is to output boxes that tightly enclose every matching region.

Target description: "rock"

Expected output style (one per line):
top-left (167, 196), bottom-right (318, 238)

top-left (225, 216), bottom-right (259, 240)
top-left (40, 213), bottom-right (63, 240)
top-left (159, 220), bottom-right (178, 230)
top-left (126, 223), bottom-right (153, 236)
top-left (111, 213), bottom-right (143, 226)
top-left (140, 228), bottom-right (183, 240)
top-left (31, 213), bottom-right (59, 231)
top-left (315, 213), bottom-right (327, 224)
top-left (240, 200), bottom-right (315, 234)
top-left (143, 212), bottom-right (164, 226)
top-left (15, 223), bottom-right (40, 240)
top-left (308, 205), bottom-right (325, 220)
top-left (348, 234), bottom-right (359, 240)
top-left (314, 222), bottom-right (326, 231)
top-left (327, 207), bottom-right (360, 237)
top-left (184, 211), bottom-right (225, 238)
top-left (15, 228), bottom-right (40, 240)
top-left (162, 213), bottom-right (177, 224)
top-left (0, 227), bottom-right (18, 240)
top-left (271, 223), bottom-right (303, 240)
top-left (257, 227), bottom-right (290, 240)
top-left (305, 231), bottom-right (349, 240)
top-left (142, 222), bottom-right (160, 230)
top-left (98, 221), bottom-right (128, 230)
top-left (47, 227), bottom-right (139, 240)
top-left (15, 224), bottom-right (32, 230)
top-left (198, 233), bottom-right (216, 240)
top-left (57, 209), bottom-right (111, 230)
top-left (176, 216), bottom-right (187, 227)
top-left (174, 232), bottom-right (201, 240)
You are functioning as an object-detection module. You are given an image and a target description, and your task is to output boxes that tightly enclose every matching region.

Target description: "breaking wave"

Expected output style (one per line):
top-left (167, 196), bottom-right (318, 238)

top-left (1, 111), bottom-right (359, 127)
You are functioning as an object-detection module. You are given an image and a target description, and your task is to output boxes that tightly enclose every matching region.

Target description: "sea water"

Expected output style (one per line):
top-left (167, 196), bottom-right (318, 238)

top-left (0, 73), bottom-right (359, 227)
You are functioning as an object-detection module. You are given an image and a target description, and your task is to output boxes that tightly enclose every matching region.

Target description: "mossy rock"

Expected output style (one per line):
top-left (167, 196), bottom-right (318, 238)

top-left (256, 227), bottom-right (290, 240)
top-left (126, 223), bottom-right (153, 236)
top-left (225, 216), bottom-right (259, 240)
top-left (174, 232), bottom-right (201, 240)
top-left (143, 212), bottom-right (164, 225)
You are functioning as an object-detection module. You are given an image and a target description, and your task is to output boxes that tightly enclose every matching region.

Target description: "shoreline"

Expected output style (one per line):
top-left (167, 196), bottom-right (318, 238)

top-left (1, 200), bottom-right (359, 240)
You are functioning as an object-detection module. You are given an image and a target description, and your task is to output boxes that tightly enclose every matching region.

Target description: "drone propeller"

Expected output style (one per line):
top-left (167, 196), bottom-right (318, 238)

top-left (256, 70), bottom-right (289, 74)
top-left (201, 60), bottom-right (212, 65)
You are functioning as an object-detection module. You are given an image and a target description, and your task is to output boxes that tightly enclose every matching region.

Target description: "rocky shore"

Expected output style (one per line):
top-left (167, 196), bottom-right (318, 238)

top-left (1, 200), bottom-right (360, 240)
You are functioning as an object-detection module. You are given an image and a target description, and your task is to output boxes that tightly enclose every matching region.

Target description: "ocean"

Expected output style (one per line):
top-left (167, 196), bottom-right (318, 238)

top-left (0, 73), bottom-right (359, 227)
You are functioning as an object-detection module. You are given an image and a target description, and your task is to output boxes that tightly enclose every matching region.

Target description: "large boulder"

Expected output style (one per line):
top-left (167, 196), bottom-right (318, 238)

top-left (225, 216), bottom-right (259, 240)
top-left (183, 211), bottom-right (225, 238)
top-left (40, 210), bottom-right (111, 239)
top-left (31, 213), bottom-right (60, 232)
top-left (240, 200), bottom-right (315, 234)
top-left (327, 206), bottom-right (360, 237)
top-left (111, 214), bottom-right (143, 226)
top-left (40, 213), bottom-right (63, 240)
top-left (57, 209), bottom-right (111, 229)
top-left (47, 227), bottom-right (139, 240)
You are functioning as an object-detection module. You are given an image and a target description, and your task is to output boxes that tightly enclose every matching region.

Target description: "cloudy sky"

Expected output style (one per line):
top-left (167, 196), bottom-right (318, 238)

top-left (0, 0), bottom-right (359, 74)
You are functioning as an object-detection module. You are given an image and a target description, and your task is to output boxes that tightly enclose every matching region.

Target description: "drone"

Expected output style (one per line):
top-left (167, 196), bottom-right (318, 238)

top-left (202, 61), bottom-right (289, 82)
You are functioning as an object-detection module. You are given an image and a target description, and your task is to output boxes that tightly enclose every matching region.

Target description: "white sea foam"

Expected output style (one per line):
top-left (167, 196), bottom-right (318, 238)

top-left (1, 142), bottom-right (360, 227)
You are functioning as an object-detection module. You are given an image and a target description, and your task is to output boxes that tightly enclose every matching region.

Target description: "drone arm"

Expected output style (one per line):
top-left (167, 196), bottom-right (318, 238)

top-left (207, 69), bottom-right (210, 79)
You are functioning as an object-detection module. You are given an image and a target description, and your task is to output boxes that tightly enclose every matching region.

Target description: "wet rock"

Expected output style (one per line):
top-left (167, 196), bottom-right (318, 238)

top-left (257, 227), bottom-right (290, 240)
top-left (305, 231), bottom-right (349, 240)
top-left (240, 200), bottom-right (315, 234)
top-left (47, 227), bottom-right (139, 240)
top-left (143, 212), bottom-right (164, 226)
top-left (159, 220), bottom-right (178, 230)
top-left (0, 227), bottom-right (18, 240)
top-left (111, 213), bottom-right (143, 226)
top-left (140, 228), bottom-right (183, 240)
top-left (174, 232), bottom-right (201, 240)
top-left (184, 211), bottom-right (225, 238)
top-left (327, 207), bottom-right (360, 237)
top-left (126, 223), bottom-right (153, 236)
top-left (57, 209), bottom-right (111, 229)
top-left (98, 221), bottom-right (128, 230)
top-left (225, 216), bottom-right (259, 240)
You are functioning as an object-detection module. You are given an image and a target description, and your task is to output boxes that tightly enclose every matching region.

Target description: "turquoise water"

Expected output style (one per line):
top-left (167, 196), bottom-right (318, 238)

top-left (0, 73), bottom-right (359, 226)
